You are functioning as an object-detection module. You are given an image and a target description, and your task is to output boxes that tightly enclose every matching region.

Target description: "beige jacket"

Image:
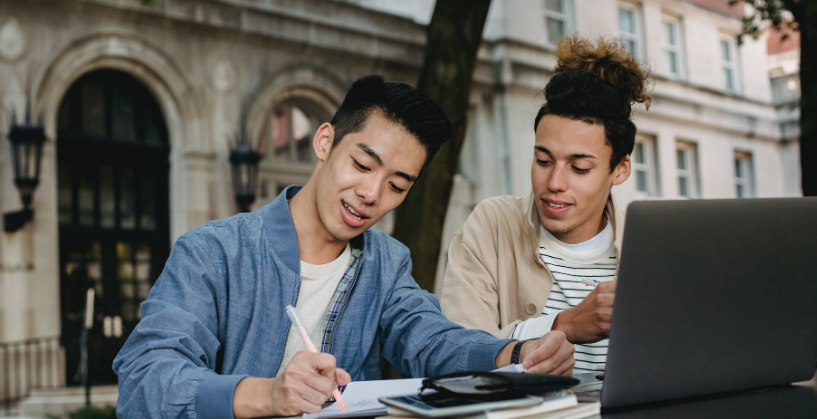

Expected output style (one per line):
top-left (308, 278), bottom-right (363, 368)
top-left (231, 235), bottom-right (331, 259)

top-left (440, 191), bottom-right (625, 338)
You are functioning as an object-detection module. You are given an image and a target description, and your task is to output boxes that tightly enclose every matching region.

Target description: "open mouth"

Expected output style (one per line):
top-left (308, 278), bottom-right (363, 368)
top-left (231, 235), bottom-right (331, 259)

top-left (542, 199), bottom-right (573, 215)
top-left (341, 200), bottom-right (369, 228)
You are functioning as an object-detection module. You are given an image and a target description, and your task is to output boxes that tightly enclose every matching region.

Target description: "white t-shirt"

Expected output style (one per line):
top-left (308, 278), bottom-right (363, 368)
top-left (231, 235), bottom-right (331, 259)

top-left (511, 218), bottom-right (617, 374)
top-left (276, 244), bottom-right (352, 375)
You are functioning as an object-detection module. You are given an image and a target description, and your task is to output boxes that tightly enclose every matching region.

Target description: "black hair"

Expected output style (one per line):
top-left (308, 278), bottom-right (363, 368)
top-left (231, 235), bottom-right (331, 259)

top-left (331, 75), bottom-right (453, 175)
top-left (534, 36), bottom-right (652, 171)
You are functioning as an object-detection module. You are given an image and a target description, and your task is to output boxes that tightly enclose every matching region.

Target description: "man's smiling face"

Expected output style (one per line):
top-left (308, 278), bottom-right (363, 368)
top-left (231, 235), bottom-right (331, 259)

top-left (531, 114), bottom-right (630, 244)
top-left (313, 111), bottom-right (426, 243)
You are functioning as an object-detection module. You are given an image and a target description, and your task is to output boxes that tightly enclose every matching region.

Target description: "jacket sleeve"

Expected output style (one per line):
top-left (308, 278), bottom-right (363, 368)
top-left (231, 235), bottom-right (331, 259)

top-left (378, 253), bottom-right (514, 378)
top-left (440, 205), bottom-right (521, 339)
top-left (113, 233), bottom-right (248, 419)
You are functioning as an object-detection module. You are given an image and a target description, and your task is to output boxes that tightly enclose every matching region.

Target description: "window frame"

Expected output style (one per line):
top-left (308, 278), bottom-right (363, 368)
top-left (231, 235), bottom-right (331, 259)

top-left (618, 2), bottom-right (644, 59)
top-left (720, 35), bottom-right (740, 93)
top-left (633, 134), bottom-right (660, 197)
top-left (675, 141), bottom-right (700, 199)
top-left (734, 151), bottom-right (755, 198)
top-left (660, 15), bottom-right (685, 79)
top-left (543, 0), bottom-right (574, 45)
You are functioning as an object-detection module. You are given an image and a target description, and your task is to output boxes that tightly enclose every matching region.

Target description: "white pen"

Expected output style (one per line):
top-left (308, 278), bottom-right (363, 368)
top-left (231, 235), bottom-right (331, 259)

top-left (581, 278), bottom-right (601, 287)
top-left (285, 304), bottom-right (347, 410)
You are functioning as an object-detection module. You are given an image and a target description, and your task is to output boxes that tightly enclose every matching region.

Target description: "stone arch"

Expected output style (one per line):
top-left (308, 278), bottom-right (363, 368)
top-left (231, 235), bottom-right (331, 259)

top-left (34, 32), bottom-right (201, 239)
top-left (245, 65), bottom-right (346, 143)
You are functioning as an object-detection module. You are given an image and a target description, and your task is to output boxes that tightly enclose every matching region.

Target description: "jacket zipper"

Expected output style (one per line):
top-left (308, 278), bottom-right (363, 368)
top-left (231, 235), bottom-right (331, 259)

top-left (273, 278), bottom-right (302, 377)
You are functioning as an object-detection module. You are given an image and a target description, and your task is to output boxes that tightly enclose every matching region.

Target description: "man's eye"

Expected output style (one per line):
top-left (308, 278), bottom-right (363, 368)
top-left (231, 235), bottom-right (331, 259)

top-left (390, 183), bottom-right (406, 193)
top-left (573, 167), bottom-right (590, 174)
top-left (353, 160), bottom-right (370, 171)
top-left (536, 159), bottom-right (552, 166)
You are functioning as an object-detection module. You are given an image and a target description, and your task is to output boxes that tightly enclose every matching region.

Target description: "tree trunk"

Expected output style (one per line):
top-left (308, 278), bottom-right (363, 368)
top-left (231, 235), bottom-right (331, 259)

top-left (790, 2), bottom-right (817, 196)
top-left (391, 0), bottom-right (492, 292)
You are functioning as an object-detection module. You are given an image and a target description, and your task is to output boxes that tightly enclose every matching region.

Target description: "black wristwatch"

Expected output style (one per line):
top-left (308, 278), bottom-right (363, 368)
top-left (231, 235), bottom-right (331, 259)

top-left (510, 340), bottom-right (528, 365)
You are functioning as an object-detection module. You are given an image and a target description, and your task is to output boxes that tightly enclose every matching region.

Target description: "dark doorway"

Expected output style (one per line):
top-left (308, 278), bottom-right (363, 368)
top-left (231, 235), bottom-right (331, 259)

top-left (57, 70), bottom-right (170, 385)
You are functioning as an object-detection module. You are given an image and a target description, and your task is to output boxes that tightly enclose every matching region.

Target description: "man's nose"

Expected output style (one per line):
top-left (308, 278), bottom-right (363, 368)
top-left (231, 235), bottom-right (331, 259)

top-left (547, 165), bottom-right (568, 193)
top-left (356, 177), bottom-right (382, 205)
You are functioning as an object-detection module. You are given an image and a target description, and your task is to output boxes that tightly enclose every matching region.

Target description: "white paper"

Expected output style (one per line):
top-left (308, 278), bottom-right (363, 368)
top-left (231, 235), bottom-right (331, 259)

top-left (492, 363), bottom-right (527, 373)
top-left (304, 378), bottom-right (425, 419)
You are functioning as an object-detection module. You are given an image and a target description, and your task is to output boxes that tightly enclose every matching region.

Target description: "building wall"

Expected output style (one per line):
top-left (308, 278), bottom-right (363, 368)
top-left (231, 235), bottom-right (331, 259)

top-left (0, 0), bottom-right (798, 343)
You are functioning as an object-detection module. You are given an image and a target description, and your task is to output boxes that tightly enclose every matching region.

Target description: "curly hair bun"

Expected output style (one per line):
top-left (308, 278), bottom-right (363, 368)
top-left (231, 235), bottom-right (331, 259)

top-left (554, 35), bottom-right (652, 110)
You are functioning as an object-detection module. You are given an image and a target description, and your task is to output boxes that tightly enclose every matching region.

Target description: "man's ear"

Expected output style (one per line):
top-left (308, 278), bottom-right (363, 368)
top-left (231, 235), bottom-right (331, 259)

top-left (612, 154), bottom-right (631, 186)
top-left (313, 122), bottom-right (335, 161)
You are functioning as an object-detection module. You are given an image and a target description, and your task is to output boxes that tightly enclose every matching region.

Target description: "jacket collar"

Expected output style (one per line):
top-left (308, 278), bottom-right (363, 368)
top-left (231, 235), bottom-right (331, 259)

top-left (261, 185), bottom-right (365, 274)
top-left (523, 190), bottom-right (625, 266)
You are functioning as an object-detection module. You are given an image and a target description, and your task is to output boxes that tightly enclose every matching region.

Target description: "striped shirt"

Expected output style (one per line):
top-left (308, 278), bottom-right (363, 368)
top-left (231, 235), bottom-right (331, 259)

top-left (511, 219), bottom-right (617, 374)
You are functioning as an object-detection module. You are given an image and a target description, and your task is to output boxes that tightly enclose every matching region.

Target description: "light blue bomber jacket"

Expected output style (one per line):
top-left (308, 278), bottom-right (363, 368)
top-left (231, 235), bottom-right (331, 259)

top-left (113, 185), bottom-right (514, 419)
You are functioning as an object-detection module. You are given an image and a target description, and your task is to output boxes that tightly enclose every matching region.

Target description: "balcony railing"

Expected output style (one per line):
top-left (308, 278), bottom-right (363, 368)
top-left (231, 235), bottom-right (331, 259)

top-left (0, 336), bottom-right (64, 414)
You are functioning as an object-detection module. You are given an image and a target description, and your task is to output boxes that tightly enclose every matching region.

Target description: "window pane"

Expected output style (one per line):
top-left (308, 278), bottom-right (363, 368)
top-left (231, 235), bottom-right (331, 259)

top-left (100, 165), bottom-right (116, 228)
top-left (272, 105), bottom-right (292, 161)
top-left (292, 106), bottom-right (314, 163)
top-left (663, 21), bottom-right (676, 45)
top-left (721, 40), bottom-right (731, 61)
top-left (59, 163), bottom-right (73, 225)
top-left (678, 176), bottom-right (689, 197)
top-left (545, 0), bottom-right (563, 12)
top-left (734, 158), bottom-right (743, 178)
top-left (78, 169), bottom-right (95, 227)
top-left (636, 170), bottom-right (649, 193)
top-left (111, 84), bottom-right (136, 141)
top-left (676, 149), bottom-right (687, 170)
top-left (666, 51), bottom-right (678, 74)
top-left (622, 39), bottom-right (636, 55)
top-left (724, 68), bottom-right (734, 91)
top-left (80, 82), bottom-right (106, 138)
top-left (619, 8), bottom-right (635, 34)
top-left (120, 167), bottom-right (136, 230)
top-left (736, 184), bottom-right (745, 199)
top-left (140, 168), bottom-right (156, 231)
top-left (635, 142), bottom-right (645, 164)
top-left (547, 17), bottom-right (566, 43)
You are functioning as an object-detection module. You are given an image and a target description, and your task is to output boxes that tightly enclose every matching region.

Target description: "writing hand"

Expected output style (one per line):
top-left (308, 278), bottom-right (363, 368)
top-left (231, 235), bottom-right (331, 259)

top-left (233, 351), bottom-right (352, 418)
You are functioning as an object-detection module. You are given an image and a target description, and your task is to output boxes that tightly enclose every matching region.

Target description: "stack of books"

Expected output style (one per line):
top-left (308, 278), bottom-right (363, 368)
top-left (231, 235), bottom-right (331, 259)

top-left (378, 390), bottom-right (599, 419)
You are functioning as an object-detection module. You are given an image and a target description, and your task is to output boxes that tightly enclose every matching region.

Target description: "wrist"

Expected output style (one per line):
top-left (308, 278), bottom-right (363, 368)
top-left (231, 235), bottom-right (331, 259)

top-left (552, 311), bottom-right (575, 343)
top-left (233, 377), bottom-right (275, 419)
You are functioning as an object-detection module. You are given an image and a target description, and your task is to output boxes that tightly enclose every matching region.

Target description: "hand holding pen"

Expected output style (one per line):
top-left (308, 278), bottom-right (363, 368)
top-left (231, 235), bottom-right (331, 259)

top-left (286, 305), bottom-right (348, 410)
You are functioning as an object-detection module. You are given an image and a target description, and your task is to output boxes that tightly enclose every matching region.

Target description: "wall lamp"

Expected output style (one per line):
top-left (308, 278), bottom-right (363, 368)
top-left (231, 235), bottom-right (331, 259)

top-left (4, 105), bottom-right (45, 233)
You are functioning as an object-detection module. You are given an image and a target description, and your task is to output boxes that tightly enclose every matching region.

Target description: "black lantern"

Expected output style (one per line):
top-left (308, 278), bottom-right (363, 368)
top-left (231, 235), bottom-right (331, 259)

top-left (229, 142), bottom-right (262, 213)
top-left (4, 108), bottom-right (46, 232)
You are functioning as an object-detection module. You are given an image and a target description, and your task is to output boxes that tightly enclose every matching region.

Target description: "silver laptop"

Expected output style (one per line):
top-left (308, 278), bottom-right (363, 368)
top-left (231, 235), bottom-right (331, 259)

top-left (576, 198), bottom-right (817, 409)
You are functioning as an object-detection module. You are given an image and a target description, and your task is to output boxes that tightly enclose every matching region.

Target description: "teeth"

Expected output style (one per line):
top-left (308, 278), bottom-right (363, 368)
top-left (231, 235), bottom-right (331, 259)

top-left (343, 202), bottom-right (362, 219)
top-left (548, 203), bottom-right (566, 208)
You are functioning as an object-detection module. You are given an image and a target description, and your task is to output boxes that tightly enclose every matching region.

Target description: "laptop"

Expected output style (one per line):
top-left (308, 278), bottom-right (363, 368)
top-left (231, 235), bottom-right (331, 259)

top-left (574, 198), bottom-right (817, 409)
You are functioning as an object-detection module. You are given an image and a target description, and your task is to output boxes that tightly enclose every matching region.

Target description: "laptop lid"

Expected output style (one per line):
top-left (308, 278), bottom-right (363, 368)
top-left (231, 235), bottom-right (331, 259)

top-left (601, 198), bottom-right (817, 408)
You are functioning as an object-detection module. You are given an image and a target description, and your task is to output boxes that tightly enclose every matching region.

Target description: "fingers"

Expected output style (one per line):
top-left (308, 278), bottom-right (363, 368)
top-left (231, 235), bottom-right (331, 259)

top-left (336, 368), bottom-right (352, 386)
top-left (522, 330), bottom-right (572, 372)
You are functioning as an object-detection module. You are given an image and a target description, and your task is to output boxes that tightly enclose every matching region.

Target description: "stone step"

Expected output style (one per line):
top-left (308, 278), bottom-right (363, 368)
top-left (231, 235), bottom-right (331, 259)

top-left (15, 386), bottom-right (118, 418)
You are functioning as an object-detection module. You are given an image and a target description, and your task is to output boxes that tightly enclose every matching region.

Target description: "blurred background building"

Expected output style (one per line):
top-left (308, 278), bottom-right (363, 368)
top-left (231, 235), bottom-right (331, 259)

top-left (0, 0), bottom-right (800, 414)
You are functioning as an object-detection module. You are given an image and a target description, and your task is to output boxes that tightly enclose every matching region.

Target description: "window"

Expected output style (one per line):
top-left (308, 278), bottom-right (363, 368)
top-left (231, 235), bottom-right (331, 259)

top-left (544, 0), bottom-right (573, 44)
top-left (734, 151), bottom-right (755, 198)
top-left (661, 16), bottom-right (683, 78)
top-left (633, 134), bottom-right (659, 196)
top-left (720, 37), bottom-right (739, 92)
top-left (618, 3), bottom-right (642, 58)
top-left (265, 101), bottom-right (325, 165)
top-left (676, 142), bottom-right (699, 198)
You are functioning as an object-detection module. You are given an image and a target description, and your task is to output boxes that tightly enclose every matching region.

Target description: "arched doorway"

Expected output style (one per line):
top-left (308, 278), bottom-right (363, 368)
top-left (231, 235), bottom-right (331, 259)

top-left (56, 69), bottom-right (170, 385)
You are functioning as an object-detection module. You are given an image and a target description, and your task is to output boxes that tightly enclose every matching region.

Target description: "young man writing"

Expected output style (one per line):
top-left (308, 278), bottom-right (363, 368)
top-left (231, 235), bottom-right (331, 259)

top-left (441, 36), bottom-right (651, 374)
top-left (114, 75), bottom-right (574, 419)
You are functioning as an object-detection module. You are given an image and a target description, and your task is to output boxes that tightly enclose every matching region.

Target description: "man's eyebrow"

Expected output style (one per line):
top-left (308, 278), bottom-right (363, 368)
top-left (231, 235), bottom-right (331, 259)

top-left (357, 143), bottom-right (383, 165)
top-left (357, 143), bottom-right (417, 183)
top-left (534, 146), bottom-right (596, 160)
